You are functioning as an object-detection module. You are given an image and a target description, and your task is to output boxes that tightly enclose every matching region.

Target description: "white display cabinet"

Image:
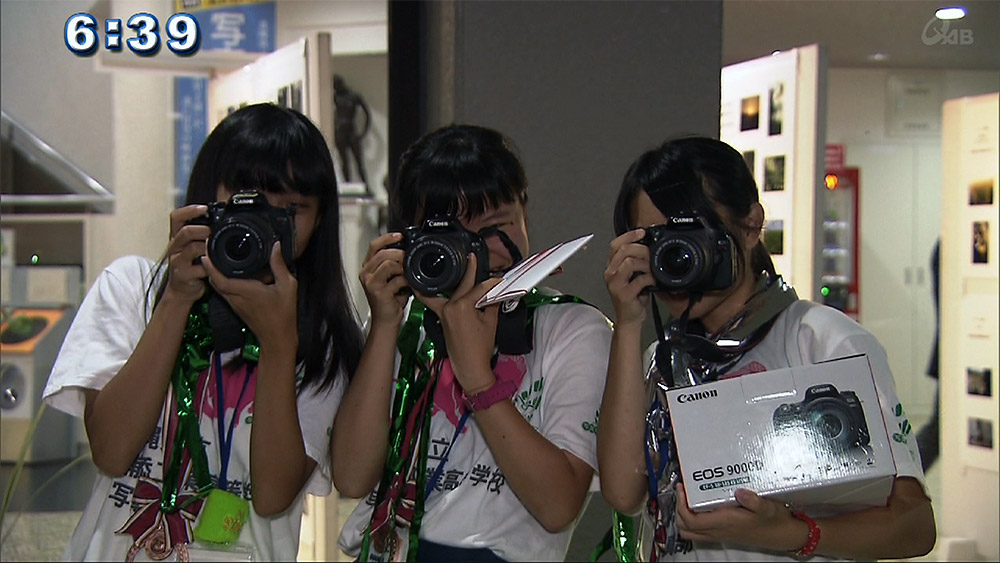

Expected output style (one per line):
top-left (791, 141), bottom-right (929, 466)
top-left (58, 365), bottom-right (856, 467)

top-left (939, 92), bottom-right (999, 562)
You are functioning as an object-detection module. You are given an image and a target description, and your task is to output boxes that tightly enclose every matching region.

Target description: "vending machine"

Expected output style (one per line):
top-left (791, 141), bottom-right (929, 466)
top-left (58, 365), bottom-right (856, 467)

top-left (820, 167), bottom-right (860, 320)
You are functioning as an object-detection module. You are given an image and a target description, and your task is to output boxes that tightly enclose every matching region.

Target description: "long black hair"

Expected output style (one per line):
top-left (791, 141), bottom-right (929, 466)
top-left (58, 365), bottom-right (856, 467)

top-left (388, 124), bottom-right (528, 230)
top-left (151, 103), bottom-right (363, 391)
top-left (613, 136), bottom-right (775, 280)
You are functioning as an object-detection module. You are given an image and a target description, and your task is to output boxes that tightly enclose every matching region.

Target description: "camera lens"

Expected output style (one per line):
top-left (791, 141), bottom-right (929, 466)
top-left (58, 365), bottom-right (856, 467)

top-left (224, 230), bottom-right (256, 263)
top-left (406, 239), bottom-right (465, 294)
top-left (651, 237), bottom-right (704, 289)
top-left (816, 412), bottom-right (844, 437)
top-left (806, 399), bottom-right (856, 448)
top-left (210, 220), bottom-right (269, 278)
top-left (662, 245), bottom-right (693, 277)
top-left (418, 250), bottom-right (449, 280)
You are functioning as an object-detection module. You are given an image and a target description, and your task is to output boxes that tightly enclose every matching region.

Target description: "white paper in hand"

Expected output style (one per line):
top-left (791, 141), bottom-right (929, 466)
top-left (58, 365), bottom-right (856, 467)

top-left (475, 234), bottom-right (594, 308)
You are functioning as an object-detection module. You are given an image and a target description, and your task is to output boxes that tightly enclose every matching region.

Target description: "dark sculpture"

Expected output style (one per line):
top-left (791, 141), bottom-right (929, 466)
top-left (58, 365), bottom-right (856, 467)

top-left (333, 74), bottom-right (371, 188)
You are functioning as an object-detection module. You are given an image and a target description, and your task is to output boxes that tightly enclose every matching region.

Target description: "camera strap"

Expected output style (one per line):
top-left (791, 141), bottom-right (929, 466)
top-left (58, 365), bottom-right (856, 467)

top-left (475, 225), bottom-right (523, 266)
top-left (651, 272), bottom-right (798, 384)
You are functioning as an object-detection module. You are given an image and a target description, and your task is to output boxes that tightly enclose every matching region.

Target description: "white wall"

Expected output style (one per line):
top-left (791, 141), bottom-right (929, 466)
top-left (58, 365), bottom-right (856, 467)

top-left (1, 0), bottom-right (114, 191)
top-left (827, 67), bottom-right (999, 417)
top-left (1, 0), bottom-right (176, 289)
top-left (276, 0), bottom-right (387, 56)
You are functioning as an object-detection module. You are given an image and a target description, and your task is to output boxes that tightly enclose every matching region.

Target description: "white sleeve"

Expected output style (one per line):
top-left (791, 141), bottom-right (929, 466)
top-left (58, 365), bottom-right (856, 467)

top-left (42, 256), bottom-right (156, 418)
top-left (535, 303), bottom-right (613, 473)
top-left (795, 305), bottom-right (925, 485)
top-left (296, 373), bottom-right (347, 497)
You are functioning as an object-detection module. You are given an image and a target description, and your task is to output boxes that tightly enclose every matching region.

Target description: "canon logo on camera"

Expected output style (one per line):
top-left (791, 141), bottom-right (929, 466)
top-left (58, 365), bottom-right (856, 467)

top-left (670, 216), bottom-right (697, 225)
top-left (231, 193), bottom-right (257, 205)
top-left (426, 219), bottom-right (451, 228)
top-left (676, 388), bottom-right (718, 403)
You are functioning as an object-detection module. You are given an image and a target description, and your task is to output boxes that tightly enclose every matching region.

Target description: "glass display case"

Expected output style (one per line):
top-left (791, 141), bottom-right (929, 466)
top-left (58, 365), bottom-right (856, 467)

top-left (821, 167), bottom-right (860, 320)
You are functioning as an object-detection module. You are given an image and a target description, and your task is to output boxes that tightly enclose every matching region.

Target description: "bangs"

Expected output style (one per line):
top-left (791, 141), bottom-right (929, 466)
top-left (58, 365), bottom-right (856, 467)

top-left (210, 112), bottom-right (334, 200)
top-left (389, 124), bottom-right (528, 230)
top-left (417, 167), bottom-right (521, 221)
top-left (395, 127), bottom-right (527, 227)
top-left (615, 146), bottom-right (726, 234)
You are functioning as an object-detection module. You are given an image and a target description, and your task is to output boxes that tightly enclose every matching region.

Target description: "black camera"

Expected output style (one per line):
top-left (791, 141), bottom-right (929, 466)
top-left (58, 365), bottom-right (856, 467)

top-left (773, 383), bottom-right (871, 450)
top-left (639, 215), bottom-right (736, 292)
top-left (189, 191), bottom-right (296, 278)
top-left (391, 216), bottom-right (490, 295)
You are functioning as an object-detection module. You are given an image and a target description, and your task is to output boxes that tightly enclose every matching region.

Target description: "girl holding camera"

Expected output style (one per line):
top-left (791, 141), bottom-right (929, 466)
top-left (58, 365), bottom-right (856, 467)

top-left (333, 124), bottom-right (612, 561)
top-left (597, 136), bottom-right (935, 561)
top-left (43, 103), bottom-right (363, 561)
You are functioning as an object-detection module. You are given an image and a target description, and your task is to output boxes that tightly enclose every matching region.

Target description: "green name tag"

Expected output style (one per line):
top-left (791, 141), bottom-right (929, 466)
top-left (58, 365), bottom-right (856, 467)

top-left (194, 489), bottom-right (250, 544)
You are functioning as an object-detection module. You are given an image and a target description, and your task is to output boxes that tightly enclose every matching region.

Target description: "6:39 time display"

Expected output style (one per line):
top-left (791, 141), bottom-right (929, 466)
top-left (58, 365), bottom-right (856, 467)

top-left (65, 12), bottom-right (201, 57)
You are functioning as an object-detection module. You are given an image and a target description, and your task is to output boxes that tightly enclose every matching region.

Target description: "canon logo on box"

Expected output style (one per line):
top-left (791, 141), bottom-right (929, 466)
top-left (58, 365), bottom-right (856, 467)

top-left (676, 388), bottom-right (718, 403)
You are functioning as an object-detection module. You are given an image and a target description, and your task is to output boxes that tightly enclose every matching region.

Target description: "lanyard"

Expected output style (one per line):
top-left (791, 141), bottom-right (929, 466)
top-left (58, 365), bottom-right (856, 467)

top-left (644, 397), bottom-right (671, 500)
top-left (424, 408), bottom-right (471, 500)
top-left (213, 353), bottom-right (254, 492)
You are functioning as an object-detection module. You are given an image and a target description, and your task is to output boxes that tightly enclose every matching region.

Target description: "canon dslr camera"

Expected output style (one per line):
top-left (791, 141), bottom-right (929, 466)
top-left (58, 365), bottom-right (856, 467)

top-left (639, 214), bottom-right (736, 292)
top-left (392, 216), bottom-right (490, 295)
top-left (189, 191), bottom-right (296, 278)
top-left (773, 383), bottom-right (871, 449)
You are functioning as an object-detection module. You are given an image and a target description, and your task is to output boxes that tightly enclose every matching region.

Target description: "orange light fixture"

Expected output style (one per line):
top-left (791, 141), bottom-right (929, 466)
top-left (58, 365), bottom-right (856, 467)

top-left (825, 173), bottom-right (839, 190)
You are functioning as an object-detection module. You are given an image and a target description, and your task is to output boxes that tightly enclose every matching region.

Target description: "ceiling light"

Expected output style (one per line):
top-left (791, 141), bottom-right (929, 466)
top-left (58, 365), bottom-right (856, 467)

top-left (868, 52), bottom-right (889, 62)
top-left (935, 6), bottom-right (967, 20)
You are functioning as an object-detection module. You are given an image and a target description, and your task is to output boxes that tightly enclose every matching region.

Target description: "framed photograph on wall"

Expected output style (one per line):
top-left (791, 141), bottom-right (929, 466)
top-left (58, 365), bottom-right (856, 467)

top-left (968, 417), bottom-right (994, 449)
top-left (740, 95), bottom-right (760, 131)
top-left (768, 82), bottom-right (784, 136)
top-left (764, 155), bottom-right (786, 192)
top-left (967, 367), bottom-right (993, 397)
top-left (968, 178), bottom-right (994, 205)
top-left (972, 220), bottom-right (989, 264)
top-left (743, 150), bottom-right (755, 176)
top-left (764, 219), bottom-right (784, 255)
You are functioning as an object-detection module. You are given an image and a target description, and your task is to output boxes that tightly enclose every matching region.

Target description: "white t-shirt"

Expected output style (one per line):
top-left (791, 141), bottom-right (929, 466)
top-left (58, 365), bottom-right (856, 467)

top-left (43, 255), bottom-right (346, 562)
top-left (338, 292), bottom-right (612, 561)
top-left (640, 299), bottom-right (926, 562)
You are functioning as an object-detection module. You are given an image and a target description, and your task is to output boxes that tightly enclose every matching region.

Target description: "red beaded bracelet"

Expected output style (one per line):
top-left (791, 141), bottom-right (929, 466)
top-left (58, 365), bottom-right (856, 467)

top-left (791, 511), bottom-right (821, 559)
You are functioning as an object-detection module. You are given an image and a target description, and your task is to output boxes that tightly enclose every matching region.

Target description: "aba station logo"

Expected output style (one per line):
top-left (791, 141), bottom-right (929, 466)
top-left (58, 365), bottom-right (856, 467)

top-left (922, 16), bottom-right (974, 45)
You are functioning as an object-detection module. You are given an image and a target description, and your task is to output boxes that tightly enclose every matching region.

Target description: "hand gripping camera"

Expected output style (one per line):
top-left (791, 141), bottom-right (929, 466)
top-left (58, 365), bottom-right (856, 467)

top-left (392, 216), bottom-right (490, 295)
top-left (639, 214), bottom-right (736, 292)
top-left (773, 383), bottom-right (871, 450)
top-left (189, 191), bottom-right (296, 278)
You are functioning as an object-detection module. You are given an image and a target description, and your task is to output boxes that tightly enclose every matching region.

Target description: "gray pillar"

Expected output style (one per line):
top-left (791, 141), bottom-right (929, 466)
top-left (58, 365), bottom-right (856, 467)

top-left (421, 0), bottom-right (722, 319)
top-left (410, 2), bottom-right (723, 558)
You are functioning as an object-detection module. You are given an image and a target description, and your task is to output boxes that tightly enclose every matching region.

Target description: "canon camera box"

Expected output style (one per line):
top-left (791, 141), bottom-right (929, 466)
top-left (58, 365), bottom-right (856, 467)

top-left (666, 354), bottom-right (896, 513)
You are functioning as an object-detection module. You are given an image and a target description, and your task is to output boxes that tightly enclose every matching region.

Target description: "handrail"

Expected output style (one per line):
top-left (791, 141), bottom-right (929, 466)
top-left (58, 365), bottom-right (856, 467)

top-left (1, 110), bottom-right (114, 214)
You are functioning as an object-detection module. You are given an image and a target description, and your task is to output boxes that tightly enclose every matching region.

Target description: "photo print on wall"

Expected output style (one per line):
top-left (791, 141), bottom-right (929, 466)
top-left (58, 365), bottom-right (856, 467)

top-left (972, 221), bottom-right (989, 264)
top-left (764, 155), bottom-right (786, 192)
top-left (968, 417), bottom-right (993, 449)
top-left (967, 367), bottom-right (993, 397)
top-left (743, 150), bottom-right (755, 177)
top-left (277, 80), bottom-right (304, 112)
top-left (764, 219), bottom-right (784, 255)
top-left (968, 178), bottom-right (995, 205)
top-left (768, 82), bottom-right (784, 136)
top-left (740, 95), bottom-right (760, 131)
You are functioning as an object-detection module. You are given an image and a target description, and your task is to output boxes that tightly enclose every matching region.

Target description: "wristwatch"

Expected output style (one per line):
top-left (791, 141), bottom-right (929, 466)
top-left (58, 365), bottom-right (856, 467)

top-left (463, 379), bottom-right (518, 412)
